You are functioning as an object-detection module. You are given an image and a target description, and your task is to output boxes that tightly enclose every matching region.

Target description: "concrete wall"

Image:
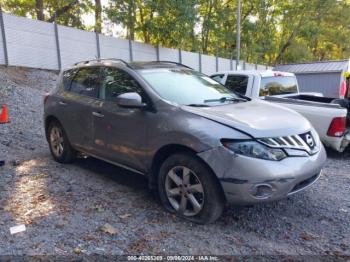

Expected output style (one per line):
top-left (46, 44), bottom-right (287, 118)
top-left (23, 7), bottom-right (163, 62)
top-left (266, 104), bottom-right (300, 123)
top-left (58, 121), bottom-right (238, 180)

top-left (0, 12), bottom-right (269, 74)
top-left (4, 14), bottom-right (58, 70)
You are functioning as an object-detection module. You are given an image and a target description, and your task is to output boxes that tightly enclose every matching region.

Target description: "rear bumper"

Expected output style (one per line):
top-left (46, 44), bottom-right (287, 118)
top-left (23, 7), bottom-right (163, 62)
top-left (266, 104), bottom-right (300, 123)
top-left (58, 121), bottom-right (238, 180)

top-left (323, 131), bottom-right (350, 152)
top-left (198, 144), bottom-right (327, 205)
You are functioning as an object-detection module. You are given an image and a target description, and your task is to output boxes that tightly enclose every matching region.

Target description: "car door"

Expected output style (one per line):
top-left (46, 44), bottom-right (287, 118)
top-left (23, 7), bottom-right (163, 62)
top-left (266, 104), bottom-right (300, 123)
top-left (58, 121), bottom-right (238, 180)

top-left (92, 66), bottom-right (150, 172)
top-left (62, 66), bottom-right (102, 152)
top-left (52, 68), bottom-right (79, 139)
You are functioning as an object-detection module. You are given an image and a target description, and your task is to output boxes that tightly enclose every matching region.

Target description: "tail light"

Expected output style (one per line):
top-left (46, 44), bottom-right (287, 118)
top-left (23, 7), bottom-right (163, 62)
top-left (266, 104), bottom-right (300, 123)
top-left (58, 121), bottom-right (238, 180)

top-left (43, 93), bottom-right (49, 105)
top-left (327, 117), bottom-right (346, 137)
top-left (340, 80), bottom-right (346, 98)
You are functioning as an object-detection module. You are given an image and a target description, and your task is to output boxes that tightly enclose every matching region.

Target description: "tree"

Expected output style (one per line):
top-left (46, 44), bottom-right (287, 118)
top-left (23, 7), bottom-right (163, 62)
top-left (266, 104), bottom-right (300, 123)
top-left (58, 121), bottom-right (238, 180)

top-left (3, 0), bottom-right (350, 65)
top-left (274, 0), bottom-right (350, 63)
top-left (2, 0), bottom-right (91, 29)
top-left (94, 0), bottom-right (102, 33)
top-left (107, 0), bottom-right (136, 39)
top-left (106, 0), bottom-right (197, 49)
top-left (35, 0), bottom-right (44, 20)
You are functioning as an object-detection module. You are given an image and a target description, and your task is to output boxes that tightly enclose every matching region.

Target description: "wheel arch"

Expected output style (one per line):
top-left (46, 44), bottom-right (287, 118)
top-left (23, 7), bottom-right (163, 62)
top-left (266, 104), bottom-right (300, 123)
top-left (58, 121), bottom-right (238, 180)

top-left (44, 115), bottom-right (61, 140)
top-left (149, 144), bottom-right (226, 202)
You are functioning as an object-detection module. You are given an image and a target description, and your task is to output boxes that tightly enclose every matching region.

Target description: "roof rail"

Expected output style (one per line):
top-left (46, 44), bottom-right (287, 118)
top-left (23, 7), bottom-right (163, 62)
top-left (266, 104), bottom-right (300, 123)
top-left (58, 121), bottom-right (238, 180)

top-left (73, 58), bottom-right (130, 68)
top-left (156, 61), bottom-right (193, 70)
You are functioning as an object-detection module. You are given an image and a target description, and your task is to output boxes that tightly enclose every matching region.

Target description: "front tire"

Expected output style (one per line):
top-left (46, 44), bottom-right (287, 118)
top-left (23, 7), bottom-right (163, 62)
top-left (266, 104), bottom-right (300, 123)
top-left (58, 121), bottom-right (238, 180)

top-left (47, 120), bottom-right (76, 163)
top-left (158, 153), bottom-right (225, 224)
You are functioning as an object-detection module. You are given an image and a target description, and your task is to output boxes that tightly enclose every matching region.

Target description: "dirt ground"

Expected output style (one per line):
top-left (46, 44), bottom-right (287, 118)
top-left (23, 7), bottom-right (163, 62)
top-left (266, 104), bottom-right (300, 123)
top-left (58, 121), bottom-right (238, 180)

top-left (0, 66), bottom-right (349, 258)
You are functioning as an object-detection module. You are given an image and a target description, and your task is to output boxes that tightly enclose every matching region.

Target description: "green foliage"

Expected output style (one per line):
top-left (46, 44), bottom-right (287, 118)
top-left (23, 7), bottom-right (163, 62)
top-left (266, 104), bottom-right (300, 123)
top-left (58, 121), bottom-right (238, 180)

top-left (106, 0), bottom-right (198, 49)
top-left (107, 0), bottom-right (350, 64)
top-left (2, 0), bottom-right (93, 29)
top-left (3, 0), bottom-right (350, 65)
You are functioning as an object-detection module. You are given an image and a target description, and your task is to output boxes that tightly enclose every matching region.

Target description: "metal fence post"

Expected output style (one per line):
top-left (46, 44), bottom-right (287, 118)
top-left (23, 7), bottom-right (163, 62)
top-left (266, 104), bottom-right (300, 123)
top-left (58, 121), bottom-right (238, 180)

top-left (178, 49), bottom-right (182, 63)
top-left (255, 61), bottom-right (258, 70)
top-left (128, 38), bottom-right (133, 62)
top-left (53, 20), bottom-right (62, 70)
top-left (230, 58), bottom-right (233, 70)
top-left (199, 52), bottom-right (202, 73)
top-left (0, 9), bottom-right (9, 66)
top-left (243, 60), bottom-right (246, 70)
top-left (95, 32), bottom-right (101, 59)
top-left (215, 52), bottom-right (219, 72)
top-left (155, 45), bottom-right (160, 61)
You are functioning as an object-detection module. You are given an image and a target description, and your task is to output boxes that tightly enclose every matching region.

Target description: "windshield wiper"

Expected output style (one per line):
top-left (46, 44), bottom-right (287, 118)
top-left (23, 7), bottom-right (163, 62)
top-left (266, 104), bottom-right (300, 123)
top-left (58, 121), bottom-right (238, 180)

top-left (204, 96), bottom-right (247, 103)
top-left (187, 103), bottom-right (211, 107)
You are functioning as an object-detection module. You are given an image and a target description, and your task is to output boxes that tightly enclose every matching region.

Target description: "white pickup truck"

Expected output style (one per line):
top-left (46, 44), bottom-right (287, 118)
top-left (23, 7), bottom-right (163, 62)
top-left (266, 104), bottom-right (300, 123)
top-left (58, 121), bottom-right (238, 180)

top-left (210, 70), bottom-right (350, 152)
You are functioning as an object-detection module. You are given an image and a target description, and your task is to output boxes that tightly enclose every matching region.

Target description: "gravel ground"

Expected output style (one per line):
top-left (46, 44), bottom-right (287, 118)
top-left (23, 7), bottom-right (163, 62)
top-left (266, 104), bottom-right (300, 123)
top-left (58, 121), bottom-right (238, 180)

top-left (0, 66), bottom-right (349, 258)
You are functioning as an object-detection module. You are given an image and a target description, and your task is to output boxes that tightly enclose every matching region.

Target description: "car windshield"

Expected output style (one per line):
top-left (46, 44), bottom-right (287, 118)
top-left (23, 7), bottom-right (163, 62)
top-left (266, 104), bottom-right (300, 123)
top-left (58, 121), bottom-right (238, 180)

top-left (260, 76), bottom-right (298, 96)
top-left (139, 68), bottom-right (244, 106)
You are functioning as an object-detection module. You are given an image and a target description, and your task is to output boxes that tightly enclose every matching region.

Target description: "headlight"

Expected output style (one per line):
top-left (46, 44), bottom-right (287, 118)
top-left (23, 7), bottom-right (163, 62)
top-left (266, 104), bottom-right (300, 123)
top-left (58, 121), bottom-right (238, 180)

top-left (223, 140), bottom-right (287, 161)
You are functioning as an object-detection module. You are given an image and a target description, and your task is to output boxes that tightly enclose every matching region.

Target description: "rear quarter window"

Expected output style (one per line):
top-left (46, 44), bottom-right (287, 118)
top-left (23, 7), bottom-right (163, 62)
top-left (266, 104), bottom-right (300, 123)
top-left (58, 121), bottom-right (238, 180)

top-left (62, 69), bottom-right (78, 90)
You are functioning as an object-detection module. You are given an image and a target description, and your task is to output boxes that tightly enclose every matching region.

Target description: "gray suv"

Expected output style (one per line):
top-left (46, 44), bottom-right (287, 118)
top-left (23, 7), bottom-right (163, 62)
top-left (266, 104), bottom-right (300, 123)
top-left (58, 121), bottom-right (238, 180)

top-left (44, 59), bottom-right (327, 224)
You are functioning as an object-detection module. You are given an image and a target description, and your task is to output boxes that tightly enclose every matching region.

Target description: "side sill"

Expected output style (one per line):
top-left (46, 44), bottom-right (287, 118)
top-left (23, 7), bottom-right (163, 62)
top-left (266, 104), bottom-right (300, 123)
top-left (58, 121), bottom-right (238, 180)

top-left (77, 148), bottom-right (146, 176)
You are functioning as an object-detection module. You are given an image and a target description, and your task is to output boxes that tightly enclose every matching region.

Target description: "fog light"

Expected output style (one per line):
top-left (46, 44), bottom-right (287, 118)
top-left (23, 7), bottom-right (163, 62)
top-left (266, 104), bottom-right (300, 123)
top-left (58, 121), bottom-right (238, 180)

top-left (251, 184), bottom-right (273, 199)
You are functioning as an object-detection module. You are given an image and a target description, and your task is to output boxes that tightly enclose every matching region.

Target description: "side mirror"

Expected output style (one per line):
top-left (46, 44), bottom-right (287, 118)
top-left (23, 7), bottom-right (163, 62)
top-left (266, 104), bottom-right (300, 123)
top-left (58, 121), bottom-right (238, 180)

top-left (116, 92), bottom-right (147, 108)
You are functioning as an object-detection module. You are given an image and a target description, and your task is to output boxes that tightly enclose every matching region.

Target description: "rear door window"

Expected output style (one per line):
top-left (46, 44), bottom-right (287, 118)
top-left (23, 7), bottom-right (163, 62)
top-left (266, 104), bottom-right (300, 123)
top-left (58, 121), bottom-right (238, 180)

top-left (70, 67), bottom-right (101, 98)
top-left (100, 67), bottom-right (143, 102)
top-left (225, 75), bottom-right (248, 95)
top-left (260, 76), bottom-right (298, 96)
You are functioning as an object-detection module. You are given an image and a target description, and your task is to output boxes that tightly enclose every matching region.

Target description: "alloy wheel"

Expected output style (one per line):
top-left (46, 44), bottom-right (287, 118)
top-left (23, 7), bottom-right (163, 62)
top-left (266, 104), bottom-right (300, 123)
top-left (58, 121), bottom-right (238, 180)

top-left (165, 166), bottom-right (205, 216)
top-left (50, 126), bottom-right (64, 157)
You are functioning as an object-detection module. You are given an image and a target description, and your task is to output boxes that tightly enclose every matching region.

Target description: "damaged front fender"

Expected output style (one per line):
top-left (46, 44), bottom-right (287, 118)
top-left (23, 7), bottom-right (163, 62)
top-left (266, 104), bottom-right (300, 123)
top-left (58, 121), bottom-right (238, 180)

top-left (197, 145), bottom-right (239, 179)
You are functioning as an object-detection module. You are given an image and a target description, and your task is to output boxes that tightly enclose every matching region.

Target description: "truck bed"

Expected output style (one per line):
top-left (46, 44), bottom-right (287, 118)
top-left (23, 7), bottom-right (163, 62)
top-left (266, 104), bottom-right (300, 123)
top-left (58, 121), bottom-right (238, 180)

top-left (264, 95), bottom-right (350, 130)
top-left (286, 94), bottom-right (336, 104)
top-left (264, 95), bottom-right (345, 109)
top-left (286, 95), bottom-right (350, 113)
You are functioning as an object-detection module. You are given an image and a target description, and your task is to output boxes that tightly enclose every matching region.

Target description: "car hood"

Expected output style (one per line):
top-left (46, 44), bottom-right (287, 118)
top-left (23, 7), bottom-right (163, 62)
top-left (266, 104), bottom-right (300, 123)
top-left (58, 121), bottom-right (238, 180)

top-left (181, 99), bottom-right (312, 138)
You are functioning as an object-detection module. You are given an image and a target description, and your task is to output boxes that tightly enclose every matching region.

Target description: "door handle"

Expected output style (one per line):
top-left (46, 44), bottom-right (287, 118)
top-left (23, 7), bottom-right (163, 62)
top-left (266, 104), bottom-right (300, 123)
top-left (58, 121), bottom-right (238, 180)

top-left (59, 101), bottom-right (67, 106)
top-left (92, 111), bottom-right (104, 118)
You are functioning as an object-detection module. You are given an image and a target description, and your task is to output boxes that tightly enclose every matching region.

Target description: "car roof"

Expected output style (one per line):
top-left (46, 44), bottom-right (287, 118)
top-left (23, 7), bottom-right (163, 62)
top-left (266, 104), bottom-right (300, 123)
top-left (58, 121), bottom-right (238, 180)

top-left (129, 61), bottom-right (192, 70)
top-left (68, 59), bottom-right (193, 71)
top-left (212, 70), bottom-right (295, 77)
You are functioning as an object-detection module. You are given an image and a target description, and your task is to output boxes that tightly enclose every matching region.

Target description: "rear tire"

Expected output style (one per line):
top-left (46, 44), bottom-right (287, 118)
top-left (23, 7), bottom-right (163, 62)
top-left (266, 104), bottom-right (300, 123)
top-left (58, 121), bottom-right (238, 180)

top-left (158, 153), bottom-right (225, 224)
top-left (47, 120), bottom-right (76, 163)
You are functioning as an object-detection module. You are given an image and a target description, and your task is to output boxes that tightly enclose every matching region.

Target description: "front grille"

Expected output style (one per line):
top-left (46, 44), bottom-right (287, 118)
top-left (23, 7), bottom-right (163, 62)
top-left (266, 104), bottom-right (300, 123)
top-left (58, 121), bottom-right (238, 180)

top-left (299, 132), bottom-right (317, 151)
top-left (258, 131), bottom-right (320, 155)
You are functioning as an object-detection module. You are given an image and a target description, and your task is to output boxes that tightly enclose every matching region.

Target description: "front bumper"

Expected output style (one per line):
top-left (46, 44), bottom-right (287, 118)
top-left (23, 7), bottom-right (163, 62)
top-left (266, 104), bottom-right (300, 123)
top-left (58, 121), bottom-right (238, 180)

top-left (197, 144), bottom-right (327, 204)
